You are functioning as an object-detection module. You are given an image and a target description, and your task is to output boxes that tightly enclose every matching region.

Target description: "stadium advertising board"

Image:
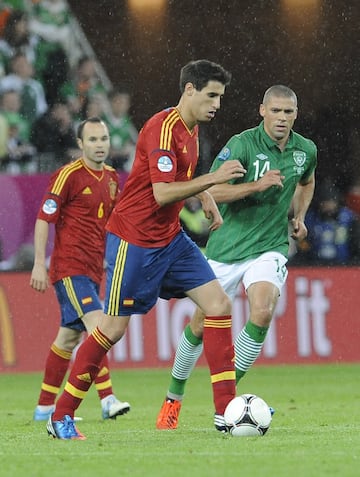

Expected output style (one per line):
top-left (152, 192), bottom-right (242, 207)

top-left (0, 268), bottom-right (358, 372)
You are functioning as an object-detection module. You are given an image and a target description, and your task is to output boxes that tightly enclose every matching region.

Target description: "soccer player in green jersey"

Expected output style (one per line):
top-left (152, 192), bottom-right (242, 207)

top-left (157, 84), bottom-right (317, 432)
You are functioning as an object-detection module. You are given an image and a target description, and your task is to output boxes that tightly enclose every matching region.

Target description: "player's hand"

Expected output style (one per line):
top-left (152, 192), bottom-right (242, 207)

top-left (198, 191), bottom-right (223, 231)
top-left (256, 170), bottom-right (285, 191)
top-left (212, 160), bottom-right (246, 184)
top-left (30, 263), bottom-right (49, 292)
top-left (291, 218), bottom-right (307, 241)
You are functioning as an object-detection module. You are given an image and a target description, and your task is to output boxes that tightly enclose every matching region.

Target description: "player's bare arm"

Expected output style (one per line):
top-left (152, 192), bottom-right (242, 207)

top-left (196, 190), bottom-right (223, 231)
top-left (291, 172), bottom-right (315, 241)
top-left (208, 169), bottom-right (284, 203)
top-left (30, 219), bottom-right (50, 293)
top-left (152, 160), bottom-right (244, 207)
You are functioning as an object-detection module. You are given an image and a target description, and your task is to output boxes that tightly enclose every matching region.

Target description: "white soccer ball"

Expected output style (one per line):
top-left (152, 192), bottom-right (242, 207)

top-left (224, 394), bottom-right (272, 437)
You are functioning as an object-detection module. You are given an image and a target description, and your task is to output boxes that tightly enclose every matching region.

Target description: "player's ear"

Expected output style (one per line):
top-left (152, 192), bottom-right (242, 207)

top-left (184, 82), bottom-right (195, 96)
top-left (259, 103), bottom-right (265, 118)
top-left (77, 137), bottom-right (83, 150)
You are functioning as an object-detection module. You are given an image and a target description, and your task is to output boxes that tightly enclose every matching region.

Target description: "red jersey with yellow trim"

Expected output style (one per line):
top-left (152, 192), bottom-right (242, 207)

top-left (106, 107), bottom-right (199, 247)
top-left (37, 158), bottom-right (119, 285)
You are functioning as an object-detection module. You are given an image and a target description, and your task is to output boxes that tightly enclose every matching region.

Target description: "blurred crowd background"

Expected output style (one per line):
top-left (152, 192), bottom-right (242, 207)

top-left (1, 0), bottom-right (360, 270)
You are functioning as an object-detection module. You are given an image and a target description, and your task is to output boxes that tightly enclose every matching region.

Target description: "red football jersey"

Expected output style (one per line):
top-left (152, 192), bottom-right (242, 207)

top-left (107, 108), bottom-right (199, 247)
top-left (37, 158), bottom-right (119, 285)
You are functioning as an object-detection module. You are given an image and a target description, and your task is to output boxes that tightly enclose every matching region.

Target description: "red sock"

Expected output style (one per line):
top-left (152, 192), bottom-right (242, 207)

top-left (203, 315), bottom-right (235, 415)
top-left (53, 327), bottom-right (113, 420)
top-left (94, 354), bottom-right (114, 400)
top-left (37, 344), bottom-right (71, 405)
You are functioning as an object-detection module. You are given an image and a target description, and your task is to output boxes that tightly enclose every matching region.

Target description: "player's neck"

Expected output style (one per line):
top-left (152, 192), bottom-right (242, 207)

top-left (276, 137), bottom-right (289, 152)
top-left (175, 101), bottom-right (197, 131)
top-left (82, 157), bottom-right (104, 171)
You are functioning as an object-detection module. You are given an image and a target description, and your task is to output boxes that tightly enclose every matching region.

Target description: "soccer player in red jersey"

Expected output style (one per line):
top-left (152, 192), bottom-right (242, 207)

top-left (30, 117), bottom-right (130, 426)
top-left (47, 60), bottom-right (246, 439)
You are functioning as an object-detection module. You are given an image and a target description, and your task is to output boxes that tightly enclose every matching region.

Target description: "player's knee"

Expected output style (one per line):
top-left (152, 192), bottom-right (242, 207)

top-left (251, 306), bottom-right (273, 327)
top-left (206, 292), bottom-right (232, 316)
top-left (54, 333), bottom-right (81, 351)
top-left (100, 315), bottom-right (130, 343)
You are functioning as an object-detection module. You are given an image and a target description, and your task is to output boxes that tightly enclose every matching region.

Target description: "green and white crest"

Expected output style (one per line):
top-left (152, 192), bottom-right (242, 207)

top-left (293, 151), bottom-right (306, 166)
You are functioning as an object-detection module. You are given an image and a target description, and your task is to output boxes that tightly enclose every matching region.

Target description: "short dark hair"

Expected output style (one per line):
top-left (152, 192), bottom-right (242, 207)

top-left (179, 59), bottom-right (231, 94)
top-left (77, 116), bottom-right (107, 140)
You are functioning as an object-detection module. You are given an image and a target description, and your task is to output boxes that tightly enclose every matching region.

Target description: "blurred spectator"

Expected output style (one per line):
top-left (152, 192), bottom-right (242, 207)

top-left (0, 88), bottom-right (30, 140)
top-left (180, 197), bottom-right (210, 253)
top-left (0, 52), bottom-right (48, 125)
top-left (0, 111), bottom-right (36, 174)
top-left (103, 89), bottom-right (138, 172)
top-left (0, 79), bottom-right (37, 174)
top-left (31, 101), bottom-right (79, 171)
top-left (290, 181), bottom-right (360, 266)
top-left (0, 9), bottom-right (39, 77)
top-left (59, 55), bottom-right (107, 121)
top-left (79, 92), bottom-right (107, 121)
top-left (346, 178), bottom-right (360, 216)
top-left (28, 0), bottom-right (81, 68)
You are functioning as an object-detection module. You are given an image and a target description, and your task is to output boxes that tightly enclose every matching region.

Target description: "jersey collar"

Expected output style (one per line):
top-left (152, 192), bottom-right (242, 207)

top-left (259, 120), bottom-right (294, 150)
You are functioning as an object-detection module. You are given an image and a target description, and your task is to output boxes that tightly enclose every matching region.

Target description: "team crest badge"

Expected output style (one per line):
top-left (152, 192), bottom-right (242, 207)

top-left (293, 151), bottom-right (306, 167)
top-left (109, 179), bottom-right (117, 200)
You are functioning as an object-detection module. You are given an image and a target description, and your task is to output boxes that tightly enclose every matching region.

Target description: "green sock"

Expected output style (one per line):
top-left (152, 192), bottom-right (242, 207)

top-left (235, 320), bottom-right (269, 384)
top-left (168, 324), bottom-right (203, 399)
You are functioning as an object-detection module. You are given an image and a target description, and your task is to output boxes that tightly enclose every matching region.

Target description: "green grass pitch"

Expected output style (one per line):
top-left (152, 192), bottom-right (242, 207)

top-left (0, 363), bottom-right (359, 477)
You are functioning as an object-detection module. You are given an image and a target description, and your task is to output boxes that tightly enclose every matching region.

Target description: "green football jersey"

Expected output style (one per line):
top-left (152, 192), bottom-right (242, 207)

top-left (206, 121), bottom-right (317, 263)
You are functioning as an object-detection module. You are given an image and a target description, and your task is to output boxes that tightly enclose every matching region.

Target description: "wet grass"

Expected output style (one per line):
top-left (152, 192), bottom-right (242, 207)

top-left (0, 364), bottom-right (359, 477)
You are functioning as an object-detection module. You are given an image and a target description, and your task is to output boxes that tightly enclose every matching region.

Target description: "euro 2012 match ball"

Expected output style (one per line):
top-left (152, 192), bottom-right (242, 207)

top-left (224, 394), bottom-right (272, 437)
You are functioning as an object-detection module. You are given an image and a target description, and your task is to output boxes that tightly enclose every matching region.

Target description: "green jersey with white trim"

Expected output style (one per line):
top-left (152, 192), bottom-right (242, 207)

top-left (206, 121), bottom-right (317, 263)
